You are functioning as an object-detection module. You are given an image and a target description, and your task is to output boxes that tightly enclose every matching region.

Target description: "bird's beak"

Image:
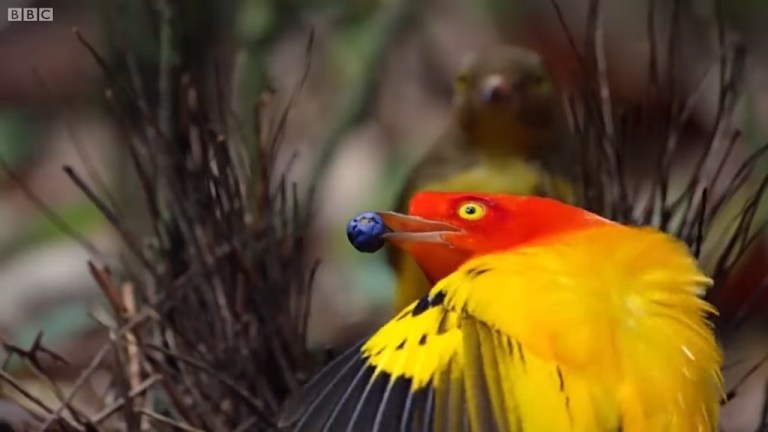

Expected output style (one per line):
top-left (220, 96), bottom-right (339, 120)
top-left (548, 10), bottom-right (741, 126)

top-left (377, 212), bottom-right (461, 246)
top-left (480, 73), bottom-right (513, 103)
top-left (377, 212), bottom-right (468, 284)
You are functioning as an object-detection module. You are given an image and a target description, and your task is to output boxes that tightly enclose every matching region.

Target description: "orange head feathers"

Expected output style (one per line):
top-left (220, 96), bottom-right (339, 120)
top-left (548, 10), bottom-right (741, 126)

top-left (348, 192), bottom-right (616, 285)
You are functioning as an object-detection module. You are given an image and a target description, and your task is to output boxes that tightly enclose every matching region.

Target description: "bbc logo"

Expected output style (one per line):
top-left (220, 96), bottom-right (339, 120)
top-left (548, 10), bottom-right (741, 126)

top-left (8, 8), bottom-right (53, 22)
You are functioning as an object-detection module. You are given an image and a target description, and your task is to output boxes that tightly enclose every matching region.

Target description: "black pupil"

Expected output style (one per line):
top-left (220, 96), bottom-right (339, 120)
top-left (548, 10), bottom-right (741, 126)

top-left (465, 205), bottom-right (476, 215)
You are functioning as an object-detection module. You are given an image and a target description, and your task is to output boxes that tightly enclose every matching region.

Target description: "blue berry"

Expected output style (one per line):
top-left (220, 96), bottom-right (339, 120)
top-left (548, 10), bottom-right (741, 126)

top-left (347, 212), bottom-right (388, 253)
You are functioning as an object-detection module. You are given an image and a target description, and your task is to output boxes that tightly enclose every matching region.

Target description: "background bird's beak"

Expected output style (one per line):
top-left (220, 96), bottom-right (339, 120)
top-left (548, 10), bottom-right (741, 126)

top-left (480, 74), bottom-right (512, 103)
top-left (377, 212), bottom-right (460, 247)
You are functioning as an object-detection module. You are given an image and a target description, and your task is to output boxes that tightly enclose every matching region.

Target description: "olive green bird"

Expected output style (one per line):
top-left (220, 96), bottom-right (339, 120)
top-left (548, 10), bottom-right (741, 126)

top-left (388, 45), bottom-right (575, 312)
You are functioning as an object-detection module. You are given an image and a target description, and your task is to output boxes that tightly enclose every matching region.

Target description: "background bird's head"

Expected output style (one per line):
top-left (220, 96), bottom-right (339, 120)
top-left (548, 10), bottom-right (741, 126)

top-left (371, 192), bottom-right (614, 284)
top-left (453, 46), bottom-right (561, 155)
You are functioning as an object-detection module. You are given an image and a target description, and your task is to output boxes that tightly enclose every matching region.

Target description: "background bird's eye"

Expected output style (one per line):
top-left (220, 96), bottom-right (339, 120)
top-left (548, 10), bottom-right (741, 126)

top-left (455, 72), bottom-right (470, 91)
top-left (458, 202), bottom-right (486, 220)
top-left (530, 74), bottom-right (550, 92)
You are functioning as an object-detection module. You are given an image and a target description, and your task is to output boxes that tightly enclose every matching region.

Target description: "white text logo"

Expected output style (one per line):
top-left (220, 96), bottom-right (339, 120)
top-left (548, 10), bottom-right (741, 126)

top-left (8, 8), bottom-right (53, 22)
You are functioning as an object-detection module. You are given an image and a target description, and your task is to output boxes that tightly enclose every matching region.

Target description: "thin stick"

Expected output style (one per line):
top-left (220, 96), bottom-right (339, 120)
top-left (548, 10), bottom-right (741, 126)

top-left (548, 0), bottom-right (585, 67)
top-left (139, 409), bottom-right (205, 432)
top-left (90, 375), bottom-right (161, 425)
top-left (64, 165), bottom-right (158, 279)
top-left (0, 370), bottom-right (82, 431)
top-left (142, 344), bottom-right (268, 418)
top-left (38, 343), bottom-right (112, 430)
top-left (0, 156), bottom-right (105, 261)
top-left (123, 282), bottom-right (142, 392)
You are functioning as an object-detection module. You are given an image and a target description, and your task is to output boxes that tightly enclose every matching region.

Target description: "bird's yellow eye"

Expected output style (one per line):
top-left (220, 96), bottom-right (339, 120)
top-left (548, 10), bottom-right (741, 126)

top-left (458, 202), bottom-right (486, 220)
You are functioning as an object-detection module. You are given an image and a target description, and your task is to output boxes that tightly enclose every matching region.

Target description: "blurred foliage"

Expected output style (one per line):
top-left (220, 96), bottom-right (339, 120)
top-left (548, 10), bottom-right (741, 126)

top-left (743, 85), bottom-right (768, 170)
top-left (2, 201), bottom-right (103, 260)
top-left (336, 150), bottom-right (414, 303)
top-left (0, 111), bottom-right (39, 172)
top-left (0, 109), bottom-right (103, 350)
top-left (719, 0), bottom-right (768, 36)
top-left (13, 303), bottom-right (93, 356)
top-left (311, 0), bottom-right (413, 187)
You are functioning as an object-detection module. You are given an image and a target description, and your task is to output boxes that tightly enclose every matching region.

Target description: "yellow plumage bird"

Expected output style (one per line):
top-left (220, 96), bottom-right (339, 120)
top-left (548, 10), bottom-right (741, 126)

top-left (389, 45), bottom-right (574, 312)
top-left (282, 192), bottom-right (722, 431)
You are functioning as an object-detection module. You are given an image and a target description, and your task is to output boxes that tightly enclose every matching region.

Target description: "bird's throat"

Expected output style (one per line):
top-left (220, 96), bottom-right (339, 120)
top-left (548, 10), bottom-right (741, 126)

top-left (461, 115), bottom-right (545, 160)
top-left (409, 244), bottom-right (472, 285)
